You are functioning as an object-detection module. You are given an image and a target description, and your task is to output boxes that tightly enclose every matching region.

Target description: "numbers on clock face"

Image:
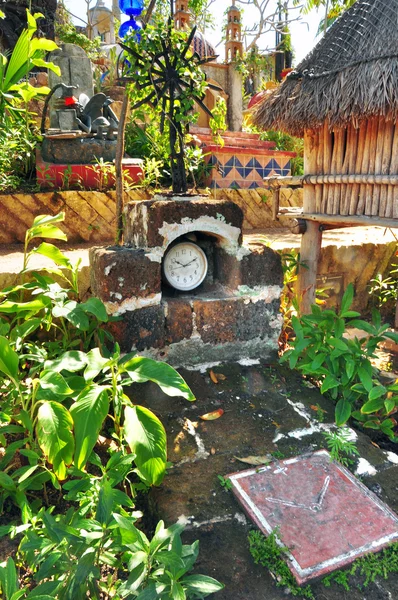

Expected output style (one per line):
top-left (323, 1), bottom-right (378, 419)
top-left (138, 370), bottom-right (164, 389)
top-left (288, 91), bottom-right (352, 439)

top-left (164, 242), bottom-right (208, 291)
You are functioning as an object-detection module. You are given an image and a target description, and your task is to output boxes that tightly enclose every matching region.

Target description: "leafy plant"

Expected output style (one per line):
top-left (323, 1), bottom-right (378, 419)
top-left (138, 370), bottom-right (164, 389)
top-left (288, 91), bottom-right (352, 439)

top-left (217, 475), bottom-right (232, 491)
top-left (248, 529), bottom-right (314, 598)
top-left (281, 284), bottom-right (398, 437)
top-left (323, 429), bottom-right (359, 467)
top-left (1, 504), bottom-right (223, 599)
top-left (0, 213), bottom-right (195, 518)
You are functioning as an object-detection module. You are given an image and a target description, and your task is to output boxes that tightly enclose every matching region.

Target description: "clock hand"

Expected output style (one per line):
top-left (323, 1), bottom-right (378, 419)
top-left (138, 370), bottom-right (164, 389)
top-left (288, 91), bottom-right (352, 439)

top-left (182, 257), bottom-right (199, 267)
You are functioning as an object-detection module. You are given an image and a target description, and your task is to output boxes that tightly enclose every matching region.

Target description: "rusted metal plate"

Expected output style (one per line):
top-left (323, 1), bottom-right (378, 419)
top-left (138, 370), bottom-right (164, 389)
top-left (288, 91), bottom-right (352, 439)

top-left (228, 450), bottom-right (398, 584)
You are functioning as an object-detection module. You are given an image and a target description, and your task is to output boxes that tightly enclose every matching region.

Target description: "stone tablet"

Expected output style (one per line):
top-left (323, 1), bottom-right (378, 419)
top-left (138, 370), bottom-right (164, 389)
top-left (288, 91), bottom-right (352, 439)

top-left (228, 450), bottom-right (398, 584)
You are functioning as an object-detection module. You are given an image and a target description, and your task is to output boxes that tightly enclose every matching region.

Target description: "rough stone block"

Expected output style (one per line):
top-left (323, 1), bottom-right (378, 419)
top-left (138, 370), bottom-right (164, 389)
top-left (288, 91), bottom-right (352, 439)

top-left (193, 298), bottom-right (240, 344)
top-left (107, 305), bottom-right (165, 352)
top-left (90, 246), bottom-right (161, 303)
top-left (164, 298), bottom-right (193, 343)
top-left (237, 298), bottom-right (280, 341)
top-left (215, 246), bottom-right (283, 289)
top-left (124, 196), bottom-right (244, 249)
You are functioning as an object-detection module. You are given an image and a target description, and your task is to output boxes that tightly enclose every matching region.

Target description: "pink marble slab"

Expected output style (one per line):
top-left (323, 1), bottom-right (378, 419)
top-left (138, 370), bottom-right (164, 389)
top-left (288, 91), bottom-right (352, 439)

top-left (228, 450), bottom-right (398, 584)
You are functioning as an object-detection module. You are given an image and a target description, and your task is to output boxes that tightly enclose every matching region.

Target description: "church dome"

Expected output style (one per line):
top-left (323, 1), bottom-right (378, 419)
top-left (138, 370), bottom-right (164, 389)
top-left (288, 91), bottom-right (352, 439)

top-left (192, 30), bottom-right (217, 60)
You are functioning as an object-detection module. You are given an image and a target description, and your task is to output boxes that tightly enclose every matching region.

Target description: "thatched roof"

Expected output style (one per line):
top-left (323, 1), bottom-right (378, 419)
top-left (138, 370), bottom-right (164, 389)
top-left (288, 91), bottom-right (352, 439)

top-left (253, 0), bottom-right (398, 136)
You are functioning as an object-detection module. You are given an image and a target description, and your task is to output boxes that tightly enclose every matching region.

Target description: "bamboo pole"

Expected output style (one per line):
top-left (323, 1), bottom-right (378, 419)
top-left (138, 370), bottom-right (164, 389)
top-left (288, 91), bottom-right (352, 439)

top-left (365, 118), bottom-right (378, 215)
top-left (340, 124), bottom-right (355, 215)
top-left (315, 127), bottom-right (324, 213)
top-left (372, 118), bottom-right (386, 216)
top-left (387, 121), bottom-right (398, 219)
top-left (265, 174), bottom-right (398, 186)
top-left (332, 128), bottom-right (345, 214)
top-left (327, 130), bottom-right (337, 214)
top-left (298, 130), bottom-right (322, 315)
top-left (350, 120), bottom-right (367, 215)
top-left (322, 124), bottom-right (333, 212)
top-left (380, 120), bottom-right (394, 218)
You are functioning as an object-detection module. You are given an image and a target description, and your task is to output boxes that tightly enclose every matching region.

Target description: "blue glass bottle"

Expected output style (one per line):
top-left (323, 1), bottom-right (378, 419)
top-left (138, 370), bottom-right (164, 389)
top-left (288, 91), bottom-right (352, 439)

top-left (118, 0), bottom-right (144, 17)
top-left (119, 17), bottom-right (142, 39)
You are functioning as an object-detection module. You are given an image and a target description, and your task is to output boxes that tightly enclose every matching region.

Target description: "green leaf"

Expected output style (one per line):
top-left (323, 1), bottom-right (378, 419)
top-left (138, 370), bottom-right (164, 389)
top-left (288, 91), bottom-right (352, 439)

top-left (182, 574), bottom-right (224, 594)
top-left (328, 338), bottom-right (348, 352)
top-left (0, 557), bottom-right (18, 599)
top-left (385, 398), bottom-right (396, 414)
top-left (124, 357), bottom-right (195, 401)
top-left (32, 242), bottom-right (71, 268)
top-left (361, 397), bottom-right (386, 414)
top-left (358, 367), bottom-right (373, 393)
top-left (368, 385), bottom-right (387, 401)
top-left (95, 478), bottom-right (114, 526)
top-left (112, 513), bottom-right (149, 550)
top-left (171, 581), bottom-right (186, 600)
top-left (335, 399), bottom-right (351, 426)
top-left (70, 386), bottom-right (109, 470)
top-left (36, 401), bottom-right (74, 480)
top-left (345, 360), bottom-right (356, 381)
top-left (52, 302), bottom-right (89, 330)
top-left (38, 371), bottom-right (73, 396)
top-left (340, 283), bottom-right (354, 316)
top-left (28, 224), bottom-right (67, 242)
top-left (0, 336), bottom-right (19, 380)
top-left (0, 471), bottom-right (16, 492)
top-left (124, 405), bottom-right (167, 486)
top-left (321, 374), bottom-right (339, 394)
top-left (84, 348), bottom-right (110, 381)
top-left (310, 353), bottom-right (326, 371)
top-left (80, 297), bottom-right (108, 323)
top-left (0, 298), bottom-right (50, 316)
top-left (44, 351), bottom-right (88, 373)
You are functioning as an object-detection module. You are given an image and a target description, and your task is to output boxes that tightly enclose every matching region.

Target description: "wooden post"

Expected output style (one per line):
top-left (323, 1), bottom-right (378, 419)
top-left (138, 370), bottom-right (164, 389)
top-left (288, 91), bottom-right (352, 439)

top-left (298, 129), bottom-right (323, 314)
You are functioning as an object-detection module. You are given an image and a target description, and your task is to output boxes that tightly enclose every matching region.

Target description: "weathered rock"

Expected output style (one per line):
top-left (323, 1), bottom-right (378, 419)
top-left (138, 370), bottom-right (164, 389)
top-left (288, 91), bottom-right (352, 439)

top-left (41, 137), bottom-right (117, 164)
top-left (124, 196), bottom-right (244, 249)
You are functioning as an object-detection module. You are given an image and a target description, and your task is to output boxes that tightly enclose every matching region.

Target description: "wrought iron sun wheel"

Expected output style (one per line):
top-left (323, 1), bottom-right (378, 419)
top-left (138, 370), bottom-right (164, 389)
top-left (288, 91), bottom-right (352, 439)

top-left (118, 22), bottom-right (222, 132)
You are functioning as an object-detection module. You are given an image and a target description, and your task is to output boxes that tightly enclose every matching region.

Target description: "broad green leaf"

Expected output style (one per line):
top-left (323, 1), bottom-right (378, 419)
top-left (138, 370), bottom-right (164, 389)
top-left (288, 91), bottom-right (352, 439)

top-left (345, 360), bottom-right (355, 381)
top-left (0, 297), bottom-right (50, 316)
top-left (182, 575), bottom-right (224, 594)
top-left (136, 583), bottom-right (159, 600)
top-left (118, 563), bottom-right (146, 595)
top-left (84, 348), bottom-right (110, 381)
top-left (328, 338), bottom-right (348, 352)
top-left (17, 465), bottom-right (39, 484)
top-left (0, 336), bottom-right (19, 380)
top-left (38, 371), bottom-right (73, 396)
top-left (36, 401), bottom-right (74, 480)
top-left (44, 351), bottom-right (88, 373)
top-left (32, 242), bottom-right (71, 267)
top-left (321, 374), bottom-right (339, 394)
top-left (124, 357), bottom-right (195, 401)
top-left (0, 557), bottom-right (18, 599)
top-left (368, 385), bottom-right (387, 401)
top-left (124, 405), bottom-right (167, 486)
top-left (70, 386), bottom-right (109, 470)
top-left (335, 399), bottom-right (351, 426)
top-left (0, 471), bottom-right (16, 492)
top-left (363, 420), bottom-right (381, 430)
top-left (358, 367), bottom-right (373, 393)
top-left (310, 353), bottom-right (326, 371)
top-left (28, 224), bottom-right (67, 242)
top-left (80, 297), bottom-right (108, 323)
top-left (380, 419), bottom-right (395, 435)
top-left (112, 513), bottom-right (150, 550)
top-left (52, 302), bottom-right (89, 330)
top-left (9, 318), bottom-right (41, 343)
top-left (95, 478), bottom-right (114, 526)
top-left (361, 397), bottom-right (386, 414)
top-left (385, 398), bottom-right (396, 414)
top-left (31, 213), bottom-right (65, 228)
top-left (340, 283), bottom-right (354, 316)
top-left (171, 581), bottom-right (186, 600)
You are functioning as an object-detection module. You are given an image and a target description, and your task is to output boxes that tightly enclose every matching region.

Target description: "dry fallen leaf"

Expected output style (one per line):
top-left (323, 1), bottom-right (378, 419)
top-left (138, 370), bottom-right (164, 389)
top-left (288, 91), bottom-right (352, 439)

top-left (371, 441), bottom-right (380, 449)
top-left (234, 455), bottom-right (270, 466)
top-left (217, 373), bottom-right (227, 381)
top-left (199, 409), bottom-right (224, 421)
top-left (272, 420), bottom-right (281, 428)
top-left (209, 369), bottom-right (218, 384)
top-left (211, 447), bottom-right (216, 455)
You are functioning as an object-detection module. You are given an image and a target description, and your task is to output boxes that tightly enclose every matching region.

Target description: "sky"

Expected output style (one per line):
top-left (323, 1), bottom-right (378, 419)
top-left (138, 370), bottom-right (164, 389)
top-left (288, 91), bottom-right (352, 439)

top-left (64, 0), bottom-right (322, 66)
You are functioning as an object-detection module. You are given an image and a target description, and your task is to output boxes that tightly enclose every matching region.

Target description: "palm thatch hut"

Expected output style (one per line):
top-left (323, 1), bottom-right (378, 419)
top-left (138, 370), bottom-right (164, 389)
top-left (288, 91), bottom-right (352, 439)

top-left (253, 0), bottom-right (398, 314)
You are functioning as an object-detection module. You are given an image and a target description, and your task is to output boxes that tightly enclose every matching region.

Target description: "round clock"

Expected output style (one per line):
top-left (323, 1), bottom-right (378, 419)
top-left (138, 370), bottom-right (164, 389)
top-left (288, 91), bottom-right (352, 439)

top-left (163, 241), bottom-right (208, 291)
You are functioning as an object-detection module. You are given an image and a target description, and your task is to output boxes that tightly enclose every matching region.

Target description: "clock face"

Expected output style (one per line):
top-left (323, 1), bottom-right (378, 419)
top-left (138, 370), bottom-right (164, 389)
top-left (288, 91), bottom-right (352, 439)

top-left (163, 242), bottom-right (208, 291)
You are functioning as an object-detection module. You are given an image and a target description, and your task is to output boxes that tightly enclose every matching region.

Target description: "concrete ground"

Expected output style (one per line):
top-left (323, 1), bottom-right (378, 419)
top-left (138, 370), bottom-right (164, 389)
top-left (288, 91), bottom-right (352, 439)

top-left (130, 360), bottom-right (398, 600)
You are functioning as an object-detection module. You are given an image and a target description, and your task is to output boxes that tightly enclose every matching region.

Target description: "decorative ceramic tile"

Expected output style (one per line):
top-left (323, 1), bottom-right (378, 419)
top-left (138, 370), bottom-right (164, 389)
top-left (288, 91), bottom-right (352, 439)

top-left (228, 450), bottom-right (398, 584)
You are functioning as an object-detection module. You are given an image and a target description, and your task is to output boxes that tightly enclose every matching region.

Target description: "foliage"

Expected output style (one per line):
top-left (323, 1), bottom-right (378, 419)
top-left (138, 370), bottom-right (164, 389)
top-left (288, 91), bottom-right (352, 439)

top-left (323, 541), bottom-right (398, 590)
top-left (209, 96), bottom-right (227, 148)
top-left (0, 466), bottom-right (223, 599)
top-left (323, 429), bottom-right (359, 467)
top-left (293, 0), bottom-right (357, 34)
top-left (0, 213), bottom-right (195, 518)
top-left (281, 284), bottom-right (398, 438)
top-left (0, 11), bottom-right (60, 192)
top-left (369, 253), bottom-right (398, 314)
top-left (55, 21), bottom-right (103, 61)
top-left (248, 529), bottom-right (314, 598)
top-left (217, 475), bottom-right (232, 491)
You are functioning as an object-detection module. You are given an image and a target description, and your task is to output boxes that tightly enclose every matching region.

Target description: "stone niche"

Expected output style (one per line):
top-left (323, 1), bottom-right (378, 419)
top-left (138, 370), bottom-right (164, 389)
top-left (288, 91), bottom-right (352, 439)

top-left (90, 196), bottom-right (283, 367)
